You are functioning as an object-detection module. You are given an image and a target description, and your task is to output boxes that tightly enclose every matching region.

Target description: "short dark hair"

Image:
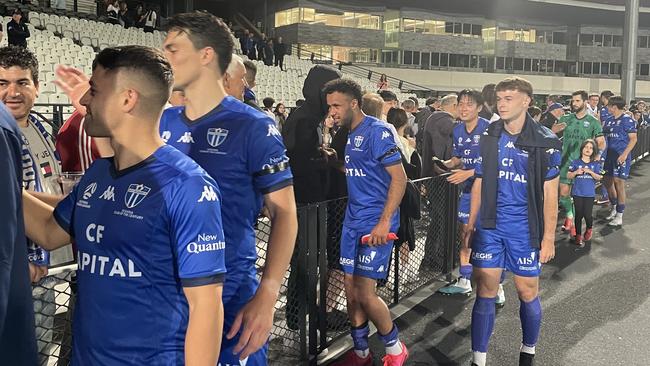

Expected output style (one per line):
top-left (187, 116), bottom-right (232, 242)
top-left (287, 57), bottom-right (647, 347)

top-left (165, 11), bottom-right (233, 76)
top-left (580, 139), bottom-right (598, 162)
top-left (481, 83), bottom-right (496, 107)
top-left (262, 97), bottom-right (275, 109)
top-left (528, 106), bottom-right (542, 118)
top-left (93, 46), bottom-right (173, 108)
top-left (457, 89), bottom-right (484, 106)
top-left (0, 46), bottom-right (39, 84)
top-left (601, 90), bottom-right (614, 98)
top-left (425, 97), bottom-right (437, 106)
top-left (323, 78), bottom-right (363, 106)
top-left (572, 90), bottom-right (588, 101)
top-left (243, 60), bottom-right (257, 78)
top-left (495, 77), bottom-right (533, 99)
top-left (378, 90), bottom-right (397, 102)
top-left (387, 107), bottom-right (408, 130)
top-left (607, 95), bottom-right (626, 109)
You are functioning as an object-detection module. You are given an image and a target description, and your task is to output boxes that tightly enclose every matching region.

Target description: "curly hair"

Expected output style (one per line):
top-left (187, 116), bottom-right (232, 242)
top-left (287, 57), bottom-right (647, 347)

top-left (0, 46), bottom-right (39, 84)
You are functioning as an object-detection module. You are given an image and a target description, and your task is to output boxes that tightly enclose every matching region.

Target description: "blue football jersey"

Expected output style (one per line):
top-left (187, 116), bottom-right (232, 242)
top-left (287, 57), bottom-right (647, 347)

top-left (159, 96), bottom-right (293, 294)
top-left (569, 159), bottom-right (601, 198)
top-left (344, 116), bottom-right (402, 229)
top-left (53, 145), bottom-right (226, 365)
top-left (600, 106), bottom-right (612, 124)
top-left (452, 117), bottom-right (490, 193)
top-left (603, 113), bottom-right (637, 155)
top-left (475, 132), bottom-right (560, 227)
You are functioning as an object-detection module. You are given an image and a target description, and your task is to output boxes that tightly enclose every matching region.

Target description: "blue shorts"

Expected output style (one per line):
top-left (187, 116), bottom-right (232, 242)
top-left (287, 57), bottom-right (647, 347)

top-left (471, 228), bottom-right (541, 277)
top-left (458, 192), bottom-right (470, 224)
top-left (219, 272), bottom-right (268, 366)
top-left (340, 224), bottom-right (397, 280)
top-left (603, 150), bottom-right (631, 179)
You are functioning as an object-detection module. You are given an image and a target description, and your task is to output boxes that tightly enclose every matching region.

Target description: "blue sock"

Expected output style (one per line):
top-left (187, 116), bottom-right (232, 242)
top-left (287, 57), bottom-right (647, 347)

top-left (460, 264), bottom-right (473, 279)
top-left (471, 296), bottom-right (496, 352)
top-left (351, 322), bottom-right (370, 351)
top-left (601, 186), bottom-right (609, 199)
top-left (500, 270), bottom-right (506, 284)
top-left (520, 297), bottom-right (542, 347)
top-left (379, 323), bottom-right (399, 347)
top-left (616, 204), bottom-right (625, 213)
top-left (610, 197), bottom-right (617, 207)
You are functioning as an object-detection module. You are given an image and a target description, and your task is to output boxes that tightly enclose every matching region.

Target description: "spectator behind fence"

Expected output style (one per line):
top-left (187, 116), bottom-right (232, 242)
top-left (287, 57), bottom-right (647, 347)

top-left (479, 83), bottom-right (499, 122)
top-left (274, 37), bottom-right (287, 71)
top-left (0, 102), bottom-right (38, 366)
top-left (363, 92), bottom-right (404, 153)
top-left (142, 5), bottom-right (157, 32)
top-left (415, 97), bottom-right (438, 153)
top-left (262, 97), bottom-right (275, 119)
top-left (256, 33), bottom-right (267, 61)
top-left (106, 0), bottom-right (120, 24)
top-left (264, 39), bottom-right (274, 67)
top-left (7, 9), bottom-right (29, 48)
top-left (240, 29), bottom-right (251, 56)
top-left (223, 54), bottom-right (247, 102)
top-left (377, 73), bottom-right (389, 90)
top-left (401, 98), bottom-right (417, 137)
top-left (274, 102), bottom-right (288, 131)
top-left (243, 60), bottom-right (260, 109)
top-left (118, 1), bottom-right (132, 28)
top-left (283, 65), bottom-right (341, 332)
top-left (542, 102), bottom-right (565, 131)
top-left (421, 94), bottom-right (458, 177)
top-left (134, 3), bottom-right (145, 28)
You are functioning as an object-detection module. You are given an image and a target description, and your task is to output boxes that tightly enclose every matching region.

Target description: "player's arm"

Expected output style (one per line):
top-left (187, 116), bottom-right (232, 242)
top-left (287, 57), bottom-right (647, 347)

top-left (540, 176), bottom-right (559, 264)
top-left (228, 185), bottom-right (297, 358)
top-left (28, 191), bottom-right (64, 207)
top-left (369, 162), bottom-right (406, 245)
top-left (595, 135), bottom-right (606, 160)
top-left (586, 168), bottom-right (602, 180)
top-left (183, 283), bottom-right (223, 366)
top-left (619, 132), bottom-right (638, 162)
top-left (566, 165), bottom-right (581, 179)
top-left (22, 190), bottom-right (70, 250)
top-left (444, 156), bottom-right (462, 169)
top-left (551, 122), bottom-right (566, 134)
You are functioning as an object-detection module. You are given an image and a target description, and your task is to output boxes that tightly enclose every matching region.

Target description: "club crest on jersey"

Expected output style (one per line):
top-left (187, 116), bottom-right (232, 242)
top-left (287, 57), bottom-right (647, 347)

top-left (354, 135), bottom-right (364, 148)
top-left (473, 135), bottom-right (481, 144)
top-left (207, 128), bottom-right (229, 147)
top-left (583, 121), bottom-right (590, 128)
top-left (124, 184), bottom-right (151, 208)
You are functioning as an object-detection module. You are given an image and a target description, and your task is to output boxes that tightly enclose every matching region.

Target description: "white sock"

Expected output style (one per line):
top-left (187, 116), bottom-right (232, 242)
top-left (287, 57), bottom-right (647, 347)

top-left (472, 351), bottom-right (487, 366)
top-left (385, 340), bottom-right (402, 355)
top-left (521, 344), bottom-right (536, 355)
top-left (354, 348), bottom-right (370, 358)
top-left (617, 212), bottom-right (623, 219)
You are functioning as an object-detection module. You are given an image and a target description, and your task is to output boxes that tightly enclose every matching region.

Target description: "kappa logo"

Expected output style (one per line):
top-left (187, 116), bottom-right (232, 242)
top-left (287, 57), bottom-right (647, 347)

top-left (176, 132), bottom-right (195, 144)
top-left (124, 184), bottom-right (151, 208)
top-left (465, 138), bottom-right (471, 143)
top-left (381, 131), bottom-right (391, 140)
top-left (207, 128), bottom-right (229, 147)
top-left (505, 141), bottom-right (516, 149)
top-left (161, 131), bottom-right (171, 143)
top-left (83, 182), bottom-right (97, 200)
top-left (354, 135), bottom-right (364, 148)
top-left (267, 124), bottom-right (281, 137)
top-left (99, 186), bottom-right (115, 201)
top-left (198, 185), bottom-right (218, 202)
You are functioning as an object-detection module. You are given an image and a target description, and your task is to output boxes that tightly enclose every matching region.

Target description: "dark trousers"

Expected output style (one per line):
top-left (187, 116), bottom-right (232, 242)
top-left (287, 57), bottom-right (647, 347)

top-left (573, 195), bottom-right (594, 235)
top-left (275, 55), bottom-right (284, 70)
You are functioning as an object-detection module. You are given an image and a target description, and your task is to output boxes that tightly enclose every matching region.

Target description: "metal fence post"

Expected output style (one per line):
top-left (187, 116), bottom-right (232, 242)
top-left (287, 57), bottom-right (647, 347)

top-left (306, 204), bottom-right (319, 365)
top-left (445, 179), bottom-right (459, 281)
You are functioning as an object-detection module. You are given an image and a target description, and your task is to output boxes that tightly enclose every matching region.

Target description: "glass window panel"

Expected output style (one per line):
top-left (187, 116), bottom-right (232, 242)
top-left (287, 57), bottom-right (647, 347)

top-left (470, 55), bottom-right (479, 68)
top-left (639, 36), bottom-right (649, 48)
top-left (513, 58), bottom-right (524, 70)
top-left (454, 22), bottom-right (463, 34)
top-left (413, 51), bottom-right (421, 65)
top-left (592, 62), bottom-right (600, 74)
top-left (583, 62), bottom-right (592, 74)
top-left (532, 59), bottom-right (540, 72)
top-left (601, 62), bottom-right (609, 74)
top-left (403, 18), bottom-right (417, 33)
top-left (445, 22), bottom-right (454, 33)
top-left (539, 59), bottom-right (547, 72)
top-left (403, 50), bottom-right (413, 65)
top-left (524, 58), bottom-right (532, 71)
top-left (594, 34), bottom-right (604, 46)
top-left (496, 56), bottom-right (505, 69)
top-left (613, 35), bottom-right (623, 47)
top-left (421, 52), bottom-right (430, 68)
top-left (555, 60), bottom-right (566, 73)
top-left (462, 23), bottom-right (472, 35)
top-left (431, 52), bottom-right (440, 66)
top-left (641, 64), bottom-right (649, 76)
top-left (505, 57), bottom-right (513, 69)
top-left (440, 53), bottom-right (449, 67)
top-left (579, 34), bottom-right (594, 46)
top-left (472, 24), bottom-right (482, 36)
top-left (302, 8), bottom-right (315, 22)
top-left (479, 56), bottom-right (487, 68)
top-left (603, 34), bottom-right (613, 47)
top-left (553, 32), bottom-right (565, 44)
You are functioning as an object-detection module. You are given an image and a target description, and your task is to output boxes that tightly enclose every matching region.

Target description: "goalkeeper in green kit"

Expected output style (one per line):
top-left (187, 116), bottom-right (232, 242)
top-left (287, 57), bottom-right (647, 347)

top-left (552, 90), bottom-right (606, 236)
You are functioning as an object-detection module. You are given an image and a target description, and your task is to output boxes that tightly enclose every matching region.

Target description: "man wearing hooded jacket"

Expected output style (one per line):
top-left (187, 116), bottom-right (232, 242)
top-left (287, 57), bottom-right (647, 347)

top-left (283, 65), bottom-right (342, 332)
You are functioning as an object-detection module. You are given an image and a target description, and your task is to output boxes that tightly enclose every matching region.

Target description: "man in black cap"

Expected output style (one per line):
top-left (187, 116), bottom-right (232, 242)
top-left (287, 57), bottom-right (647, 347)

top-left (7, 9), bottom-right (30, 48)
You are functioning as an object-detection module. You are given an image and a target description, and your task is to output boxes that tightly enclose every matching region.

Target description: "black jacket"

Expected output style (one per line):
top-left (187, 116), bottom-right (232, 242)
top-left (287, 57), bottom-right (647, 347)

top-left (274, 42), bottom-right (287, 57)
top-left (284, 65), bottom-right (342, 204)
top-left (7, 20), bottom-right (29, 47)
top-left (421, 111), bottom-right (455, 177)
top-left (479, 115), bottom-right (562, 249)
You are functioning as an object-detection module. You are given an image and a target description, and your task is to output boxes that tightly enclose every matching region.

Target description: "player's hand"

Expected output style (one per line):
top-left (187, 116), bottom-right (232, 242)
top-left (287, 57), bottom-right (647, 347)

top-left (368, 219), bottom-right (391, 246)
top-left (539, 238), bottom-right (555, 264)
top-left (226, 286), bottom-right (276, 359)
top-left (321, 146), bottom-right (338, 162)
top-left (447, 169), bottom-right (473, 185)
top-left (576, 168), bottom-right (584, 175)
top-left (29, 263), bottom-right (48, 283)
top-left (53, 65), bottom-right (90, 115)
top-left (617, 154), bottom-right (628, 166)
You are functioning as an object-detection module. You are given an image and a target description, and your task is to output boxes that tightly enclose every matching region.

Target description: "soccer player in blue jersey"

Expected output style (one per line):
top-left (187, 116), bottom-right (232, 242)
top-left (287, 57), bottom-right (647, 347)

top-left (438, 89), bottom-right (506, 304)
top-left (602, 96), bottom-right (637, 227)
top-left (22, 46), bottom-right (226, 365)
top-left (160, 12), bottom-right (297, 365)
top-left (324, 79), bottom-right (409, 366)
top-left (466, 77), bottom-right (561, 366)
top-left (595, 90), bottom-right (615, 205)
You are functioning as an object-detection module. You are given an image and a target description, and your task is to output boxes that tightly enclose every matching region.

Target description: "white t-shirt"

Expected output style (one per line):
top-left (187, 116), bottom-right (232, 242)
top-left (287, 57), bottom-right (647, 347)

top-left (144, 10), bottom-right (157, 27)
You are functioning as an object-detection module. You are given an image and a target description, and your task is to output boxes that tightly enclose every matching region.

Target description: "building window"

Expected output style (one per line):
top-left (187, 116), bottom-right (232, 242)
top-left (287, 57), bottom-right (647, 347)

top-left (472, 24), bottom-right (482, 36)
top-left (513, 58), bottom-right (524, 70)
top-left (594, 34), bottom-right (604, 46)
top-left (496, 56), bottom-right (505, 69)
top-left (555, 61), bottom-right (566, 73)
top-left (641, 63), bottom-right (650, 76)
top-left (440, 53), bottom-right (449, 67)
top-left (403, 50), bottom-right (413, 65)
top-left (639, 36), bottom-right (649, 48)
top-left (592, 62), bottom-right (600, 74)
top-left (582, 62), bottom-right (593, 74)
top-left (603, 34), bottom-right (613, 47)
top-left (613, 35), bottom-right (623, 47)
top-left (421, 52), bottom-right (430, 68)
top-left (431, 52), bottom-right (440, 66)
top-left (553, 32), bottom-right (565, 44)
top-left (579, 34), bottom-right (594, 46)
top-left (601, 62), bottom-right (609, 74)
top-left (275, 8), bottom-right (382, 29)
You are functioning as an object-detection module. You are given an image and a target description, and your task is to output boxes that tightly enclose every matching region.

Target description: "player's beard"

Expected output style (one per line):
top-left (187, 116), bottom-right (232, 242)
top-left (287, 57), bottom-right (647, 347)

top-left (573, 103), bottom-right (585, 113)
top-left (341, 109), bottom-right (354, 129)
